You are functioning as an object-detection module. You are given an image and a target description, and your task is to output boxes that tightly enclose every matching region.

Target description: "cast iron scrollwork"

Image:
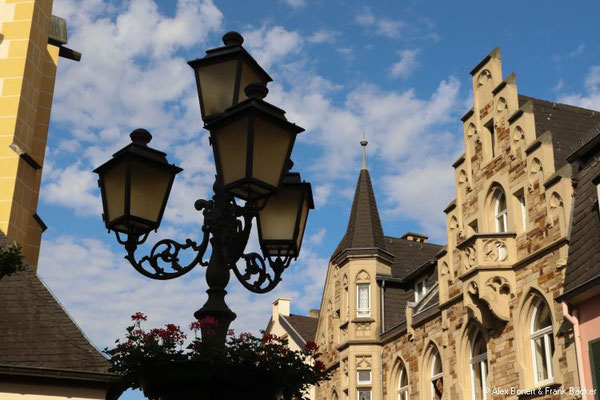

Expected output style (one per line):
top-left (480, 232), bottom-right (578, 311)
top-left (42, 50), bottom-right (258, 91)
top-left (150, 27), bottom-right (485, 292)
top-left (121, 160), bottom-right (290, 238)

top-left (117, 184), bottom-right (291, 293)
top-left (231, 252), bottom-right (292, 293)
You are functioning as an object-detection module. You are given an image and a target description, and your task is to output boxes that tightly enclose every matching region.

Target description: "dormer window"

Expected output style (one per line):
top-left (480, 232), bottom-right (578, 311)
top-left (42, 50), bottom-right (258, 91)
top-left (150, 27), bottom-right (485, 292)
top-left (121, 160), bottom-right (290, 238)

top-left (415, 278), bottom-right (428, 302)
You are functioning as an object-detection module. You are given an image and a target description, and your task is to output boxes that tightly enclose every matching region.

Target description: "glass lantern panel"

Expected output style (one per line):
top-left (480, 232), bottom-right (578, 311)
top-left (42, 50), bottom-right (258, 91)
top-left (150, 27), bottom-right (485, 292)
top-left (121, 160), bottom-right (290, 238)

top-left (259, 187), bottom-right (300, 241)
top-left (295, 195), bottom-right (309, 253)
top-left (130, 161), bottom-right (172, 224)
top-left (237, 63), bottom-right (262, 103)
top-left (197, 60), bottom-right (237, 116)
top-left (215, 118), bottom-right (248, 187)
top-left (103, 161), bottom-right (126, 224)
top-left (252, 118), bottom-right (292, 188)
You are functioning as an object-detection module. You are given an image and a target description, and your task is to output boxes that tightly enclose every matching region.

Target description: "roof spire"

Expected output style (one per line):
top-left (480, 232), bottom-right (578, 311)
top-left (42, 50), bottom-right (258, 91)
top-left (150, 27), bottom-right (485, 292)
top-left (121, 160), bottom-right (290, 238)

top-left (361, 129), bottom-right (368, 170)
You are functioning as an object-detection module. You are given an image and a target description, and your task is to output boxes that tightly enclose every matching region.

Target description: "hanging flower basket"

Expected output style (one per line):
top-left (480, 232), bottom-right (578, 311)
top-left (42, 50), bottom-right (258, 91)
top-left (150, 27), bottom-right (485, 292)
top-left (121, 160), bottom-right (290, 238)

top-left (139, 359), bottom-right (279, 400)
top-left (105, 313), bottom-right (328, 400)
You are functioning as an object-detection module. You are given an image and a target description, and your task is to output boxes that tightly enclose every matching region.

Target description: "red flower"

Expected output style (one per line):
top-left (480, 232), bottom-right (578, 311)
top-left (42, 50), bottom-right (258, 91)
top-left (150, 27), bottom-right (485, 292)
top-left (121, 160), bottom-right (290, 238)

top-left (313, 360), bottom-right (325, 371)
top-left (131, 312), bottom-right (147, 321)
top-left (305, 341), bottom-right (319, 351)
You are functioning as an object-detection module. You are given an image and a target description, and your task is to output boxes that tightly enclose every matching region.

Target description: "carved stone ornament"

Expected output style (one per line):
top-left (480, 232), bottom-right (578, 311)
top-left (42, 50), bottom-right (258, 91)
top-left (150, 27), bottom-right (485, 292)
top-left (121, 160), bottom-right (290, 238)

top-left (356, 356), bottom-right (372, 369)
top-left (480, 276), bottom-right (512, 321)
top-left (483, 239), bottom-right (508, 262)
top-left (462, 246), bottom-right (477, 271)
top-left (356, 322), bottom-right (371, 337)
top-left (466, 275), bottom-right (513, 323)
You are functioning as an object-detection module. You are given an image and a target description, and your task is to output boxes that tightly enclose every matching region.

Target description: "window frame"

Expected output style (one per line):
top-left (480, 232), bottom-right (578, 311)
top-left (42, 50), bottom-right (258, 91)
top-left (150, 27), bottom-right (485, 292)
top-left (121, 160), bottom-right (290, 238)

top-left (398, 363), bottom-right (409, 400)
top-left (494, 192), bottom-right (508, 233)
top-left (470, 330), bottom-right (488, 400)
top-left (530, 299), bottom-right (554, 385)
top-left (357, 388), bottom-right (371, 400)
top-left (516, 193), bottom-right (527, 232)
top-left (430, 351), bottom-right (443, 400)
top-left (415, 278), bottom-right (428, 302)
top-left (356, 283), bottom-right (371, 317)
top-left (357, 369), bottom-right (372, 385)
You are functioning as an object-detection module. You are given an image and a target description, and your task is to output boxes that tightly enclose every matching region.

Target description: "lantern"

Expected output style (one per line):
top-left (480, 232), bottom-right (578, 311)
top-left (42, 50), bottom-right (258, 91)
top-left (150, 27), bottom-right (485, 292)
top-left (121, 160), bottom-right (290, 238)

top-left (205, 83), bottom-right (303, 200)
top-left (93, 129), bottom-right (182, 236)
top-left (257, 172), bottom-right (314, 258)
top-left (188, 31), bottom-right (272, 122)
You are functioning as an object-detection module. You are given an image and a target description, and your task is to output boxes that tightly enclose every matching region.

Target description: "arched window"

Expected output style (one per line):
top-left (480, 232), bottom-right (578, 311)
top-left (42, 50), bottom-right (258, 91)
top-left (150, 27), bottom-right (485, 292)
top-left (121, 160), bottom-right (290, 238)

top-left (470, 330), bottom-right (488, 400)
top-left (331, 390), bottom-right (339, 400)
top-left (494, 191), bottom-right (507, 232)
top-left (430, 349), bottom-right (443, 400)
top-left (398, 363), bottom-right (408, 400)
top-left (530, 298), bottom-right (554, 384)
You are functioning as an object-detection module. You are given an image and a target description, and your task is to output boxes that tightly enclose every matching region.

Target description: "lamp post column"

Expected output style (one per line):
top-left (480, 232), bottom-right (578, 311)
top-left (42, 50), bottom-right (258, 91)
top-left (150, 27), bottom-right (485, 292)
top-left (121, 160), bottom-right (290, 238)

top-left (193, 186), bottom-right (240, 347)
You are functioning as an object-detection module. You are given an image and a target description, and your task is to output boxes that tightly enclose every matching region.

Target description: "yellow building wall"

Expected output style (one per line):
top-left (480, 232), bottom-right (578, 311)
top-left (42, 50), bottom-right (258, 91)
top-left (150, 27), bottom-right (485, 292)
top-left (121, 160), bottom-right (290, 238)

top-left (0, 382), bottom-right (105, 400)
top-left (0, 0), bottom-right (59, 269)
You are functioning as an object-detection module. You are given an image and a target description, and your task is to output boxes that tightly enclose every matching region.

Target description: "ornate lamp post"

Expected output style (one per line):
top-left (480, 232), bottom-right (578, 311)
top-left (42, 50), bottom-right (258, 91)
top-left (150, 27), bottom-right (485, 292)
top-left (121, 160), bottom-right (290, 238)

top-left (94, 32), bottom-right (313, 348)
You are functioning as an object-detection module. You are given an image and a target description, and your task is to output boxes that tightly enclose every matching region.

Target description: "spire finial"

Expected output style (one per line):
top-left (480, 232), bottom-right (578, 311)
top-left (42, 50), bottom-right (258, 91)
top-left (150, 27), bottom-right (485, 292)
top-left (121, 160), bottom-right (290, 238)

top-left (360, 129), bottom-right (368, 170)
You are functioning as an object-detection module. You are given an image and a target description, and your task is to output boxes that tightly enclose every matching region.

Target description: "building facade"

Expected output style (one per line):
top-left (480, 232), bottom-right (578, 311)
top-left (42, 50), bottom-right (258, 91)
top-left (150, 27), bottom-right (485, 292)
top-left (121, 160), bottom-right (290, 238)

top-left (313, 48), bottom-right (600, 400)
top-left (557, 123), bottom-right (600, 400)
top-left (0, 0), bottom-right (79, 269)
top-left (265, 298), bottom-right (320, 399)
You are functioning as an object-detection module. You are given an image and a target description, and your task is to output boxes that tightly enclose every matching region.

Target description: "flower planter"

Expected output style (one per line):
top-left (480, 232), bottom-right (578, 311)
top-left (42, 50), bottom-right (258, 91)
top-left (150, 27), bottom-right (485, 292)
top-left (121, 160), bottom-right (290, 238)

top-left (139, 359), bottom-right (280, 400)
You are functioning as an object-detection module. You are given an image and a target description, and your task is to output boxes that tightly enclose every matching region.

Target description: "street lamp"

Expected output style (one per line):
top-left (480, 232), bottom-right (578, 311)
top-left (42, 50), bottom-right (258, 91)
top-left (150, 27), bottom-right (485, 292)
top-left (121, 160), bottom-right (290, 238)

top-left (94, 32), bottom-right (313, 347)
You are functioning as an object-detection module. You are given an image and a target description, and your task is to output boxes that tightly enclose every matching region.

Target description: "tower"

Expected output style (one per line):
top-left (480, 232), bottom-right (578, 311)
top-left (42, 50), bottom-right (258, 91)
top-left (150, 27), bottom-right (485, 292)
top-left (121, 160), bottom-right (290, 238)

top-left (0, 0), bottom-right (79, 269)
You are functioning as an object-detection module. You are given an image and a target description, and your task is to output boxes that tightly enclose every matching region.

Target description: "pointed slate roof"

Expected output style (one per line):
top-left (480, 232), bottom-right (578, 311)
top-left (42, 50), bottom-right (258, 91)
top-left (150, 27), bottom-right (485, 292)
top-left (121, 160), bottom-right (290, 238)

top-left (331, 168), bottom-right (388, 260)
top-left (0, 232), bottom-right (112, 376)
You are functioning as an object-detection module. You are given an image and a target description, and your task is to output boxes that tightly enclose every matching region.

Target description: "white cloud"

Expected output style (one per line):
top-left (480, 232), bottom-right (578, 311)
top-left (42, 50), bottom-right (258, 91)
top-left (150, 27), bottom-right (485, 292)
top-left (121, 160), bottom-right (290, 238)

top-left (308, 227), bottom-right (326, 245)
top-left (43, 162), bottom-right (101, 216)
top-left (314, 183), bottom-right (332, 207)
top-left (241, 25), bottom-right (303, 70)
top-left (308, 29), bottom-right (340, 44)
top-left (37, 232), bottom-right (328, 348)
top-left (389, 49), bottom-right (420, 78)
top-left (43, 0), bottom-right (224, 228)
top-left (282, 0), bottom-right (306, 7)
top-left (558, 65), bottom-right (600, 110)
top-left (355, 7), bottom-right (404, 38)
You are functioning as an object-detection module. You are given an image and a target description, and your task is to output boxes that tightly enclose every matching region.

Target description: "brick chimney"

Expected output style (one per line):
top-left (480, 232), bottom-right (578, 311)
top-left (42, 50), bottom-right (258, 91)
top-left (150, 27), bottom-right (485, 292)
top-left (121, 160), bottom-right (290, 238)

top-left (309, 309), bottom-right (320, 318)
top-left (272, 298), bottom-right (291, 321)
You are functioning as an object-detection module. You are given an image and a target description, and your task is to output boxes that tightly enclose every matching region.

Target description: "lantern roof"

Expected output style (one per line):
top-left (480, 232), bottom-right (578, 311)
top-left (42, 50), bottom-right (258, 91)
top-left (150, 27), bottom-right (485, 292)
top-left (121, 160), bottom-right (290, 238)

top-left (94, 129), bottom-right (181, 173)
top-left (283, 171), bottom-right (315, 209)
top-left (204, 83), bottom-right (304, 135)
top-left (187, 31), bottom-right (273, 85)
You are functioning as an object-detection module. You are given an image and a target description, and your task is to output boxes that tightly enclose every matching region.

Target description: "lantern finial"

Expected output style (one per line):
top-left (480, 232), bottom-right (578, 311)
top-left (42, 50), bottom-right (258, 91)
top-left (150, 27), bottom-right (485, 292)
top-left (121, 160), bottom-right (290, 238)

top-left (130, 128), bottom-right (152, 146)
top-left (361, 129), bottom-right (368, 170)
top-left (222, 31), bottom-right (244, 46)
top-left (245, 82), bottom-right (269, 99)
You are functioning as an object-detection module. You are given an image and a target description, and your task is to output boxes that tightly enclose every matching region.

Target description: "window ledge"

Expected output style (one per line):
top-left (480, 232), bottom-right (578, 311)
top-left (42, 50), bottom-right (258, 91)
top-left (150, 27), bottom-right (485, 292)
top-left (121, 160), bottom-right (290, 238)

top-left (352, 317), bottom-right (375, 323)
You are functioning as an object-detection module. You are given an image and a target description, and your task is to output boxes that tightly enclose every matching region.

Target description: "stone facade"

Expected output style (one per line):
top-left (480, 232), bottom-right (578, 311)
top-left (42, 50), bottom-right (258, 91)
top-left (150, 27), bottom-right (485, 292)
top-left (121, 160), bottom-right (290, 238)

top-left (313, 48), bottom-right (600, 400)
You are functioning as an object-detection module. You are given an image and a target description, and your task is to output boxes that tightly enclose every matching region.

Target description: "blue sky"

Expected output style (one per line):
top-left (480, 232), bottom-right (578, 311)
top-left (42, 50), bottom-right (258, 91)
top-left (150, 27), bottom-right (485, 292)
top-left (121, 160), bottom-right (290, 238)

top-left (37, 1), bottom-right (600, 398)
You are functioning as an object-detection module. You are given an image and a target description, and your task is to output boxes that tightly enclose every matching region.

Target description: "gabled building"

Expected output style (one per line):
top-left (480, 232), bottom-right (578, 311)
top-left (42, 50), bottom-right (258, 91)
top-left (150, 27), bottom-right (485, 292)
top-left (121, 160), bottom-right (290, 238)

top-left (557, 122), bottom-right (600, 400)
top-left (265, 298), bottom-right (319, 399)
top-left (312, 48), bottom-right (600, 400)
top-left (0, 233), bottom-right (117, 399)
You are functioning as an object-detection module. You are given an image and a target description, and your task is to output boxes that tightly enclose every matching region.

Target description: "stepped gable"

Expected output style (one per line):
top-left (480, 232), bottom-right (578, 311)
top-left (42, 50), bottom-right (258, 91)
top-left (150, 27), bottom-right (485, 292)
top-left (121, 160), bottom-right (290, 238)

top-left (331, 168), bottom-right (388, 260)
top-left (0, 233), bottom-right (111, 374)
top-left (518, 95), bottom-right (600, 169)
